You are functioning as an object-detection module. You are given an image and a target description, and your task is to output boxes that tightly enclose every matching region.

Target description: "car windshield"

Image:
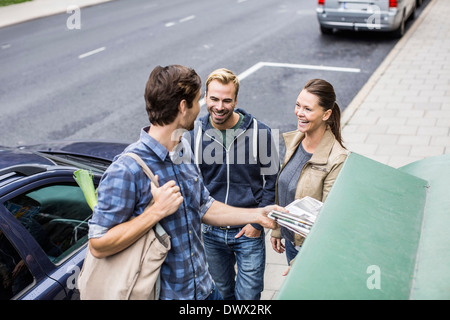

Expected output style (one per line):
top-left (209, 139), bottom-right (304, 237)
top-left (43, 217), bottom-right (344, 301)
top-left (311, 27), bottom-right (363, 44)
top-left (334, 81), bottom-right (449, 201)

top-left (37, 152), bottom-right (111, 174)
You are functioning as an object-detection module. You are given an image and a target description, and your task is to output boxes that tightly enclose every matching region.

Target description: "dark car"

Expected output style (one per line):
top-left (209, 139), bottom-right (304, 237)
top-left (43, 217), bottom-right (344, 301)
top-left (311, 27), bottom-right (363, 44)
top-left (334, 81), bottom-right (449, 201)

top-left (0, 141), bottom-right (128, 300)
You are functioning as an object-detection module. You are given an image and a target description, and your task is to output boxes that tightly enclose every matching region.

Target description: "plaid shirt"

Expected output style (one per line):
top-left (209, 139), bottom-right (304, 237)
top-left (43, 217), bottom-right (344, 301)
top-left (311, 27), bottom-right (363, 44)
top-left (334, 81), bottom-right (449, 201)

top-left (89, 127), bottom-right (215, 300)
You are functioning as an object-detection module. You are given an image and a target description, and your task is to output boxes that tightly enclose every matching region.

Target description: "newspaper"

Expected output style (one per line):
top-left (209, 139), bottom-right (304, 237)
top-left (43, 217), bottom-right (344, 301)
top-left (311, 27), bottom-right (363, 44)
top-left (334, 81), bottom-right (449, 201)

top-left (268, 196), bottom-right (323, 237)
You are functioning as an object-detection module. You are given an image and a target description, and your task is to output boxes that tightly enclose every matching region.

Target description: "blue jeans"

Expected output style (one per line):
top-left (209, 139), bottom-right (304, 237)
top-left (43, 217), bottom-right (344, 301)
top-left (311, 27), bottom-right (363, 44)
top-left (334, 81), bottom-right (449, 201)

top-left (205, 285), bottom-right (223, 300)
top-left (285, 239), bottom-right (300, 265)
top-left (202, 225), bottom-right (265, 300)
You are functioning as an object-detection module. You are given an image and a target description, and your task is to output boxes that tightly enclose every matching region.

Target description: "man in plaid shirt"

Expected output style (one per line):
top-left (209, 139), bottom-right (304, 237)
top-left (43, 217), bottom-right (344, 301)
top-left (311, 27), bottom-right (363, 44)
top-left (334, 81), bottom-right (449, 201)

top-left (88, 65), bottom-right (282, 300)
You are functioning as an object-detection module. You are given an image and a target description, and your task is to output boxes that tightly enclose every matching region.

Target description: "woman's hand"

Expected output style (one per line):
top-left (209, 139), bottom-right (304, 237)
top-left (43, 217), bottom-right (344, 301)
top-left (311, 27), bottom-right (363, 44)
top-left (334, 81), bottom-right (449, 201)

top-left (270, 236), bottom-right (285, 254)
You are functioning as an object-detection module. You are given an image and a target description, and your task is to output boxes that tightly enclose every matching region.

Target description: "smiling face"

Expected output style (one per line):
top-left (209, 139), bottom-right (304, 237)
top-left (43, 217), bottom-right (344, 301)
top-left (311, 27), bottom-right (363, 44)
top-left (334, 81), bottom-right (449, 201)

top-left (295, 89), bottom-right (331, 134)
top-left (205, 80), bottom-right (238, 130)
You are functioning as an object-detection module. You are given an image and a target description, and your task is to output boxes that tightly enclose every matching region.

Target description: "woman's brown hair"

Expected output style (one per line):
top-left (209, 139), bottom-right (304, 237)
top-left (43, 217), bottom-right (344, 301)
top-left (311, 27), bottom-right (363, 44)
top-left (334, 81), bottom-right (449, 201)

top-left (303, 79), bottom-right (345, 148)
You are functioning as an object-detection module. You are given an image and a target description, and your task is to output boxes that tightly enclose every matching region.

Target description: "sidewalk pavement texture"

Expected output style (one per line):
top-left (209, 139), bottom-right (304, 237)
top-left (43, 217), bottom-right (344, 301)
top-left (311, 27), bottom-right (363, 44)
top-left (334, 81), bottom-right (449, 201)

top-left (1, 0), bottom-right (449, 300)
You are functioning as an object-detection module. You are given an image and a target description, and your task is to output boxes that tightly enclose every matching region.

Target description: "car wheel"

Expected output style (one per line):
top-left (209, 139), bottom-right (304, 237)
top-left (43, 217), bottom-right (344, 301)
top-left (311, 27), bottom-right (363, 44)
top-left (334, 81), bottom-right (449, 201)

top-left (409, 2), bottom-right (416, 21)
top-left (320, 25), bottom-right (333, 35)
top-left (393, 13), bottom-right (405, 38)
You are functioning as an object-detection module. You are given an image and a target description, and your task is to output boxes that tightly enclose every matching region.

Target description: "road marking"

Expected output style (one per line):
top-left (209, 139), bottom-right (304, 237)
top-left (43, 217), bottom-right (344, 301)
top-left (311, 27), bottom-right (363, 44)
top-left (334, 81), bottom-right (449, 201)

top-left (237, 62), bottom-right (265, 81)
top-left (262, 61), bottom-right (361, 73)
top-left (78, 47), bottom-right (106, 59)
top-left (239, 61), bottom-right (360, 82)
top-left (180, 15), bottom-right (196, 23)
top-left (166, 15), bottom-right (196, 28)
top-left (200, 61), bottom-right (360, 107)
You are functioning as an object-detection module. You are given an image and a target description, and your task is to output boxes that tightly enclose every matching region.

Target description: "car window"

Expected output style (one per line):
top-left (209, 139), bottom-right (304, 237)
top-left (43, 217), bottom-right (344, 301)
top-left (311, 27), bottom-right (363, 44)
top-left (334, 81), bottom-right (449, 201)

top-left (3, 183), bottom-right (92, 265)
top-left (0, 231), bottom-right (34, 299)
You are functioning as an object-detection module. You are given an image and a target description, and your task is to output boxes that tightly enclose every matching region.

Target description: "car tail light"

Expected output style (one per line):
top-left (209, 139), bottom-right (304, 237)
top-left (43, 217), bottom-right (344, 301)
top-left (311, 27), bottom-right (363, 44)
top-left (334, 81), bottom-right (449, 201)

top-left (389, 0), bottom-right (397, 8)
top-left (318, 0), bottom-right (325, 5)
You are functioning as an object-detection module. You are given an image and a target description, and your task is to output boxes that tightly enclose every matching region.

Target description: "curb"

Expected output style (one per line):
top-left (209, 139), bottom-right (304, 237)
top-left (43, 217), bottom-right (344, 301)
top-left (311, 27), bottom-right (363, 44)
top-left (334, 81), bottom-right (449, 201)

top-left (341, 0), bottom-right (438, 127)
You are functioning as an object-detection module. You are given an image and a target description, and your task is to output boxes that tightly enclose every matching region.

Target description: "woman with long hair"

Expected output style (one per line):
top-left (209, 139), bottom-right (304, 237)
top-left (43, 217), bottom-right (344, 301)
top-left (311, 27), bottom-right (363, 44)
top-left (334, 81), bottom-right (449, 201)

top-left (270, 79), bottom-right (348, 269)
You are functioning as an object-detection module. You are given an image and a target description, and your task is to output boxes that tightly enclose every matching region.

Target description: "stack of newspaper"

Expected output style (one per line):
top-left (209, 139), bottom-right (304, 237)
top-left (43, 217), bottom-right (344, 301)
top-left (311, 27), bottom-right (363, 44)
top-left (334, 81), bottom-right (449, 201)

top-left (268, 196), bottom-right (323, 237)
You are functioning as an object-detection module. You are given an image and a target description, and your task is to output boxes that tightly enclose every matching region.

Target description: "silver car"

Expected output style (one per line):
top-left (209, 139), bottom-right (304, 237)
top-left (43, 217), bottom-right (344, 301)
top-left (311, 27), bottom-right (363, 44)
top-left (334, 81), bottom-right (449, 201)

top-left (317, 0), bottom-right (417, 37)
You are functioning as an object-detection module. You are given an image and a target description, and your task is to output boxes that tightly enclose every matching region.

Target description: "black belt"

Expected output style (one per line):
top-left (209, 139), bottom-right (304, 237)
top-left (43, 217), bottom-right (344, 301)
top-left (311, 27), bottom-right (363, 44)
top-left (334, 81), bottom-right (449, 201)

top-left (218, 226), bottom-right (243, 230)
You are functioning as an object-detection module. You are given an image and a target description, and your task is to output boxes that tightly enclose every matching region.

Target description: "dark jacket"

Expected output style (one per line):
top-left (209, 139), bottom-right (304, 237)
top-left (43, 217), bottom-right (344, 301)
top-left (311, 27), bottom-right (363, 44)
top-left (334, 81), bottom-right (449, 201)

top-left (188, 108), bottom-right (280, 230)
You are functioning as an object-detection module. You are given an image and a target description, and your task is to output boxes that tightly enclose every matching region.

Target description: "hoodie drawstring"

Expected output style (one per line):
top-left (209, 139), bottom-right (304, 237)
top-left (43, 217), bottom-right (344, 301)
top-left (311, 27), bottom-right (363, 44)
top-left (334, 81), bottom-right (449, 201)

top-left (195, 117), bottom-right (259, 165)
top-left (252, 118), bottom-right (258, 162)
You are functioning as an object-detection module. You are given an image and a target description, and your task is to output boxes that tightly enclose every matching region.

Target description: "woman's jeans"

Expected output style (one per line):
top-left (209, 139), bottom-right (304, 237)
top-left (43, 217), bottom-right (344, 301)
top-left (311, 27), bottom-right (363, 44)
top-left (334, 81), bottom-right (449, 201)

top-left (202, 225), bottom-right (265, 300)
top-left (285, 239), bottom-right (300, 265)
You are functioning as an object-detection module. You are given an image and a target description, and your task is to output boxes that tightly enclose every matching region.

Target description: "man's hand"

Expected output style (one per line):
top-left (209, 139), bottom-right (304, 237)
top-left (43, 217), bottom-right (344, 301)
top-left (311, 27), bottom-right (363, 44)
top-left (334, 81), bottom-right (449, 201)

top-left (147, 175), bottom-right (183, 219)
top-left (202, 202), bottom-right (286, 232)
top-left (235, 224), bottom-right (261, 239)
top-left (255, 205), bottom-right (286, 230)
top-left (89, 175), bottom-right (183, 259)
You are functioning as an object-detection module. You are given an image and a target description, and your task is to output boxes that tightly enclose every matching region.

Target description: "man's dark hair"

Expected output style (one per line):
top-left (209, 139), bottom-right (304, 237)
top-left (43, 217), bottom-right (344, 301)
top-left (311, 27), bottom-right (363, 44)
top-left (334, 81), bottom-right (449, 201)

top-left (144, 65), bottom-right (201, 126)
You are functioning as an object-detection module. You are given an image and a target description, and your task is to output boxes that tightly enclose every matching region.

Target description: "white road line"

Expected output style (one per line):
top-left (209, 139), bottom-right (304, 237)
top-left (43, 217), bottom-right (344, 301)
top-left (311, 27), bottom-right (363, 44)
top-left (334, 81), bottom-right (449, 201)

top-left (238, 62), bottom-right (360, 82)
top-left (166, 15), bottom-right (196, 28)
top-left (78, 47), bottom-right (106, 59)
top-left (261, 61), bottom-right (361, 73)
top-left (200, 61), bottom-right (360, 107)
top-left (180, 15), bottom-right (196, 23)
top-left (237, 62), bottom-right (266, 81)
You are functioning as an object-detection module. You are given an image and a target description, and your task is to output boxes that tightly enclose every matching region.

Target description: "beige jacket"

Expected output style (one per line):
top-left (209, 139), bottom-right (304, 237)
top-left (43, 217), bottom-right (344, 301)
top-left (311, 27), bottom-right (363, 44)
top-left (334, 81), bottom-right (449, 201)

top-left (271, 126), bottom-right (348, 246)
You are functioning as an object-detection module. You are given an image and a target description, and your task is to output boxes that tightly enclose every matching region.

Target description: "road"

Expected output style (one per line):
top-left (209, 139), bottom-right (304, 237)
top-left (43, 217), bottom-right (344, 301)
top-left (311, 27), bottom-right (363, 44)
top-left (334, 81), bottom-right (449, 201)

top-left (0, 0), bottom-right (429, 148)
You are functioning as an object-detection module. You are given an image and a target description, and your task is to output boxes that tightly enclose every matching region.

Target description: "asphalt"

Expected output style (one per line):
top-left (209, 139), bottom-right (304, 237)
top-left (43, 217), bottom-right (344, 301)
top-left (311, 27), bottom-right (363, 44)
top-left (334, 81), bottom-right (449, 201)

top-left (1, 0), bottom-right (449, 300)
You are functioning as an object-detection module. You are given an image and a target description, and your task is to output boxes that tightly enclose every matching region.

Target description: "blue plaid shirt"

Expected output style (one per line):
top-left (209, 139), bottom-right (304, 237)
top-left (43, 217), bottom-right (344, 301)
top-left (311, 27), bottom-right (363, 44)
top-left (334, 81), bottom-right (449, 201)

top-left (89, 127), bottom-right (215, 300)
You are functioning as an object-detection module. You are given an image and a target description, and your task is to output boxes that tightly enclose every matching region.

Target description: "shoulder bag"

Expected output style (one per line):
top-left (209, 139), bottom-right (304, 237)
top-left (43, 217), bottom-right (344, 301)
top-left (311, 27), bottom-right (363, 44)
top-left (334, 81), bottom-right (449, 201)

top-left (77, 152), bottom-right (170, 300)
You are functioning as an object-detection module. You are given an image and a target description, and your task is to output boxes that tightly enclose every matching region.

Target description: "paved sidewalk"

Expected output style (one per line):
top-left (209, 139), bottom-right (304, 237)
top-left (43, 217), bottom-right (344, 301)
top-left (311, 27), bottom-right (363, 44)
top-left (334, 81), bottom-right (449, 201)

top-left (1, 0), bottom-right (449, 300)
top-left (341, 0), bottom-right (450, 168)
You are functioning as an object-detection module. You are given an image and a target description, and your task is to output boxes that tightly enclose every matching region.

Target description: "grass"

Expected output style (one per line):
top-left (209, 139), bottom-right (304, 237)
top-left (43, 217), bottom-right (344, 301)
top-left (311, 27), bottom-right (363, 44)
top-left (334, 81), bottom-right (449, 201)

top-left (0, 0), bottom-right (32, 7)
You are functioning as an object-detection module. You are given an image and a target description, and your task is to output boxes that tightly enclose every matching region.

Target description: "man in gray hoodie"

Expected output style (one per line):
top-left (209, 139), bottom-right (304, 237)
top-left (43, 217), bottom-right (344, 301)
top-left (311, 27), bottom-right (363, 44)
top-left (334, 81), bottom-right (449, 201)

top-left (189, 68), bottom-right (279, 300)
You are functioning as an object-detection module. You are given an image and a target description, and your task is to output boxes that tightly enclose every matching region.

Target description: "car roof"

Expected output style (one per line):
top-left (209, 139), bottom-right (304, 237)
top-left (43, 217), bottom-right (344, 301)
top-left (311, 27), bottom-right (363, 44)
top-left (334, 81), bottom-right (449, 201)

top-left (0, 141), bottom-right (128, 182)
top-left (17, 140), bottom-right (129, 161)
top-left (0, 147), bottom-right (55, 170)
